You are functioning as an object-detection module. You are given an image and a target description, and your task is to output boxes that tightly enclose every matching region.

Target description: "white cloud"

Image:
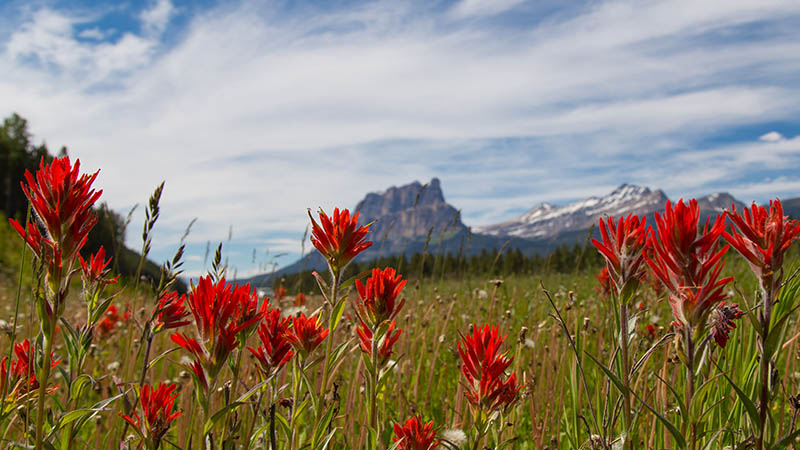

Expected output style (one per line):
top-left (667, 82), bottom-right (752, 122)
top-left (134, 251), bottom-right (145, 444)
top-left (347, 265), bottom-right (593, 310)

top-left (2, 0), bottom-right (800, 274)
top-left (77, 27), bottom-right (113, 40)
top-left (450, 0), bottom-right (525, 19)
top-left (760, 131), bottom-right (785, 142)
top-left (140, 0), bottom-right (174, 36)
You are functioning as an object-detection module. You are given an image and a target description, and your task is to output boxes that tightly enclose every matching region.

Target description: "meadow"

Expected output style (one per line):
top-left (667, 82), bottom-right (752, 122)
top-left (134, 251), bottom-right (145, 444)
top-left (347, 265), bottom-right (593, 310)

top-left (1, 156), bottom-right (800, 450)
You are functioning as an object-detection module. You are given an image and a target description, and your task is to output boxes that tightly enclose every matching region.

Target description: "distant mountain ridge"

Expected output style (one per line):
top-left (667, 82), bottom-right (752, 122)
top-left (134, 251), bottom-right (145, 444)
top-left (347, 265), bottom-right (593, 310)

top-left (475, 184), bottom-right (669, 239)
top-left (243, 178), bottom-right (787, 286)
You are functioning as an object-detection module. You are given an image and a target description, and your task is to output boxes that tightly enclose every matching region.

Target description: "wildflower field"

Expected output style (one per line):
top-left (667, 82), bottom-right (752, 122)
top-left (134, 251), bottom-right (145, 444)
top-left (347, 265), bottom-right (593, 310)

top-left (2, 156), bottom-right (800, 450)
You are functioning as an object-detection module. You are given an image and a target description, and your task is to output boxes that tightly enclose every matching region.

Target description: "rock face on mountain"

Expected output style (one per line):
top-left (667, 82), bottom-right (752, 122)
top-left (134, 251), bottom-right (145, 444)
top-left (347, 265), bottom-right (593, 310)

top-left (475, 184), bottom-right (669, 239)
top-left (355, 178), bottom-right (466, 245)
top-left (695, 192), bottom-right (745, 213)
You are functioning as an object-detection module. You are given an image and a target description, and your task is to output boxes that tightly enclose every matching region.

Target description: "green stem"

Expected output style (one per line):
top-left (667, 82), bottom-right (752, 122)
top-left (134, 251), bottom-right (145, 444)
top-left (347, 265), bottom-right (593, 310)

top-left (619, 302), bottom-right (633, 450)
top-left (1, 205), bottom-right (29, 420)
top-left (290, 357), bottom-right (303, 450)
top-left (684, 327), bottom-right (696, 450)
top-left (369, 327), bottom-right (379, 435)
top-left (756, 281), bottom-right (775, 450)
top-left (34, 323), bottom-right (55, 450)
top-left (220, 344), bottom-right (246, 446)
top-left (312, 270), bottom-right (340, 442)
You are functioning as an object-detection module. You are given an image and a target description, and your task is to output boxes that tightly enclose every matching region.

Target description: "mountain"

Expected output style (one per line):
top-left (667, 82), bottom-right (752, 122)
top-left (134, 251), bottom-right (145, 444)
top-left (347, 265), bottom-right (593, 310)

top-left (475, 184), bottom-right (669, 239)
top-left (244, 180), bottom-right (752, 287)
top-left (354, 178), bottom-right (467, 257)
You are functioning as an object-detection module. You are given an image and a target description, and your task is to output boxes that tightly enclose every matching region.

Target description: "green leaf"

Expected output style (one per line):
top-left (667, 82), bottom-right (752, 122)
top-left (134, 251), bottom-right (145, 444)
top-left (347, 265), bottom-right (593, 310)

top-left (773, 428), bottom-right (800, 450)
top-left (203, 401), bottom-right (244, 436)
top-left (312, 404), bottom-right (336, 449)
top-left (317, 429), bottom-right (338, 450)
top-left (714, 362), bottom-right (761, 430)
top-left (327, 341), bottom-right (351, 370)
top-left (688, 373), bottom-right (723, 422)
top-left (338, 270), bottom-right (372, 291)
top-left (329, 297), bottom-right (347, 332)
top-left (654, 373), bottom-right (687, 424)
top-left (147, 346), bottom-right (180, 370)
top-left (584, 351), bottom-right (625, 394)
top-left (629, 389), bottom-right (686, 449)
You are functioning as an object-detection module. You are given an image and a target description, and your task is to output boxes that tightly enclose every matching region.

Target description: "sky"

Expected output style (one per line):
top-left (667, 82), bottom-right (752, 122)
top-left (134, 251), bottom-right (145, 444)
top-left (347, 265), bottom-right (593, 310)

top-left (2, 0), bottom-right (800, 279)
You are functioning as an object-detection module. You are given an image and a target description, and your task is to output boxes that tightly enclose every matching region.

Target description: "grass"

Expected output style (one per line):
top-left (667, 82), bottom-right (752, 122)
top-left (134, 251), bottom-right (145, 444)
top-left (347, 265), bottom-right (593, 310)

top-left (2, 208), bottom-right (800, 449)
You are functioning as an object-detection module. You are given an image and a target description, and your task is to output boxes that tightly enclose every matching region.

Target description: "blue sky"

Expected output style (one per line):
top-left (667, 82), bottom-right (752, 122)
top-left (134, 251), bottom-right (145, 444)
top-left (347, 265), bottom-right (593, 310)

top-left (2, 0), bottom-right (800, 279)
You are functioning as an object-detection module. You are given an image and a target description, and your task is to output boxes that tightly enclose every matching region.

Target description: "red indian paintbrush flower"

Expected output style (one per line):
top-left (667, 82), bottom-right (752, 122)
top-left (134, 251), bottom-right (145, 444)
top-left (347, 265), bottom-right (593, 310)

top-left (309, 207), bottom-right (372, 272)
top-left (592, 214), bottom-right (648, 301)
top-left (356, 320), bottom-right (402, 367)
top-left (710, 302), bottom-right (745, 348)
top-left (152, 292), bottom-right (191, 333)
top-left (458, 324), bottom-right (522, 413)
top-left (119, 383), bottom-right (181, 449)
top-left (725, 199), bottom-right (800, 294)
top-left (392, 415), bottom-right (440, 450)
top-left (285, 313), bottom-right (329, 357)
top-left (78, 245), bottom-right (119, 286)
top-left (9, 157), bottom-right (101, 271)
top-left (645, 199), bottom-right (733, 328)
top-left (355, 267), bottom-right (407, 327)
top-left (170, 276), bottom-right (265, 383)
top-left (248, 308), bottom-right (295, 378)
top-left (595, 267), bottom-right (613, 297)
top-left (7, 339), bottom-right (60, 393)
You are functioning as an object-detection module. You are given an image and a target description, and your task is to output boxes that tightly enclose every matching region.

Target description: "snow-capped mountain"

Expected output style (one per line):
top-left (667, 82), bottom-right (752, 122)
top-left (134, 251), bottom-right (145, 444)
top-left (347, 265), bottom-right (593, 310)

top-left (475, 184), bottom-right (669, 239)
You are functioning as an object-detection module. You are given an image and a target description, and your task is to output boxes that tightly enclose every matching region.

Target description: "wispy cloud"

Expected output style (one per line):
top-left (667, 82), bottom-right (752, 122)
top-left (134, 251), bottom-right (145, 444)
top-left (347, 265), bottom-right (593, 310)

top-left (2, 0), bottom-right (799, 275)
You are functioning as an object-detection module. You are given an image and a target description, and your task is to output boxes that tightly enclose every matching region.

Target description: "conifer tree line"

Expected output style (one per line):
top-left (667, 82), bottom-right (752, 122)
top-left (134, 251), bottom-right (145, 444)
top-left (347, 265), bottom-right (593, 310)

top-left (0, 113), bottom-right (172, 287)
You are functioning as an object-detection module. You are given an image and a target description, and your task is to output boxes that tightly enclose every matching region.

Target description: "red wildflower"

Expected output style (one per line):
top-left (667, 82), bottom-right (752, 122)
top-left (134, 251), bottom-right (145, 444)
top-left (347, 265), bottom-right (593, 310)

top-left (710, 303), bottom-right (745, 348)
top-left (457, 324), bottom-right (521, 413)
top-left (248, 308), bottom-right (295, 378)
top-left (595, 267), bottom-right (613, 297)
top-left (725, 199), bottom-right (800, 294)
top-left (119, 383), bottom-right (181, 447)
top-left (8, 339), bottom-right (59, 393)
top-left (294, 292), bottom-right (307, 306)
top-left (274, 285), bottom-right (287, 301)
top-left (356, 320), bottom-right (402, 367)
top-left (78, 245), bottom-right (119, 286)
top-left (646, 199), bottom-right (732, 328)
top-left (171, 276), bottom-right (265, 380)
top-left (355, 267), bottom-right (407, 327)
top-left (592, 214), bottom-right (648, 301)
top-left (643, 323), bottom-right (658, 339)
top-left (9, 157), bottom-right (101, 270)
top-left (152, 292), bottom-right (191, 333)
top-left (285, 313), bottom-right (329, 357)
top-left (392, 415), bottom-right (440, 450)
top-left (235, 291), bottom-right (269, 338)
top-left (98, 305), bottom-right (122, 336)
top-left (309, 207), bottom-right (372, 272)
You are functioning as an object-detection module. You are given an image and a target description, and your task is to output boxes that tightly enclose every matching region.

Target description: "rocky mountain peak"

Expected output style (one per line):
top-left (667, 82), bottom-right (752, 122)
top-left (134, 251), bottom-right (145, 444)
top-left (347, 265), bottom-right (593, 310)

top-left (354, 178), bottom-right (464, 247)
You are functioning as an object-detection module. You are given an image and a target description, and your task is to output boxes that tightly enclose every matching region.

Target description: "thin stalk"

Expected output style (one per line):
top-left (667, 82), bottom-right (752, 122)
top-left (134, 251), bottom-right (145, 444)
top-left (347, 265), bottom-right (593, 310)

top-left (243, 381), bottom-right (269, 450)
top-left (619, 302), bottom-right (633, 450)
top-left (1, 205), bottom-right (30, 418)
top-left (312, 269), bottom-right (340, 442)
top-left (369, 329), bottom-right (379, 434)
top-left (220, 344), bottom-right (246, 445)
top-left (290, 357), bottom-right (302, 450)
top-left (684, 327), bottom-right (696, 450)
top-left (756, 281), bottom-right (775, 450)
top-left (34, 321), bottom-right (55, 450)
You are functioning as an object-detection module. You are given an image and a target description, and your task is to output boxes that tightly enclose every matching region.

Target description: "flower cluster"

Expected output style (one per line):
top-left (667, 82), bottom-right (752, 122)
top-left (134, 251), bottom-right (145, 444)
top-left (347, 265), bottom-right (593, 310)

top-left (356, 320), bottom-right (402, 367)
top-left (355, 267), bottom-right (407, 328)
top-left (1, 340), bottom-right (60, 399)
top-left (119, 383), bottom-right (181, 449)
top-left (592, 213), bottom-right (648, 301)
top-left (248, 308), bottom-right (295, 378)
top-left (458, 324), bottom-right (521, 414)
top-left (393, 415), bottom-right (440, 450)
top-left (152, 292), bottom-right (191, 333)
top-left (309, 207), bottom-right (372, 272)
top-left (646, 199), bottom-right (732, 329)
top-left (98, 304), bottom-right (131, 337)
top-left (725, 199), bottom-right (800, 295)
top-left (171, 277), bottom-right (266, 388)
top-left (284, 313), bottom-right (329, 358)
